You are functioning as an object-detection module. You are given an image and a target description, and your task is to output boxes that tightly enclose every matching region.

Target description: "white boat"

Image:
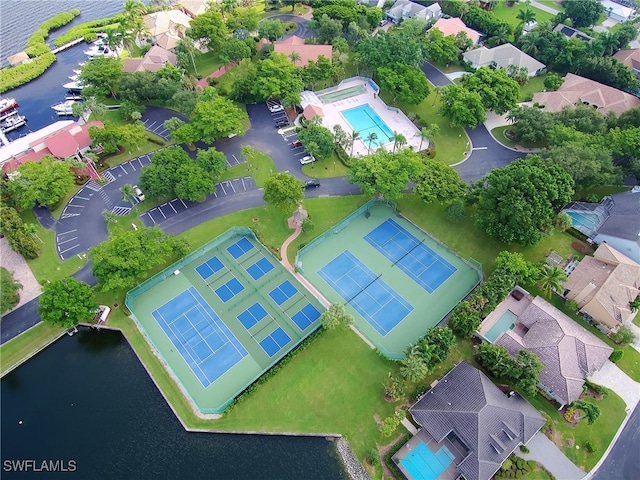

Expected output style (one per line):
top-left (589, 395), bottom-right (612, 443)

top-left (0, 97), bottom-right (18, 114)
top-left (65, 94), bottom-right (83, 101)
top-left (63, 81), bottom-right (84, 92)
top-left (68, 74), bottom-right (79, 81)
top-left (72, 68), bottom-right (82, 75)
top-left (0, 106), bottom-right (19, 122)
top-left (83, 44), bottom-right (116, 58)
top-left (1, 113), bottom-right (27, 133)
top-left (52, 100), bottom-right (77, 115)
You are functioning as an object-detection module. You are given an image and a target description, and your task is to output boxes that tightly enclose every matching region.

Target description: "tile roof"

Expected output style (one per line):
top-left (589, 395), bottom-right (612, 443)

top-left (495, 297), bottom-right (613, 405)
top-left (410, 362), bottom-right (544, 480)
top-left (432, 17), bottom-right (481, 44)
top-left (532, 73), bottom-right (640, 116)
top-left (386, 0), bottom-right (441, 21)
top-left (463, 43), bottom-right (545, 73)
top-left (123, 45), bottom-right (177, 73)
top-left (274, 36), bottom-right (333, 66)
top-left (613, 49), bottom-right (640, 76)
top-left (564, 244), bottom-right (640, 329)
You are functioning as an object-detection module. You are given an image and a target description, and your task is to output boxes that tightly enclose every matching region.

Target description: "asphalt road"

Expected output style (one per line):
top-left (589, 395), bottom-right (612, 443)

top-left (263, 13), bottom-right (313, 40)
top-left (590, 403), bottom-right (640, 480)
top-left (419, 61), bottom-right (525, 181)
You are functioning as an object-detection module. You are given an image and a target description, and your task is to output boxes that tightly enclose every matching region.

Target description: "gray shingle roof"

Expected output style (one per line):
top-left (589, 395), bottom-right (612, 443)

top-left (410, 362), bottom-right (544, 480)
top-left (597, 191), bottom-right (640, 241)
top-left (495, 297), bottom-right (613, 405)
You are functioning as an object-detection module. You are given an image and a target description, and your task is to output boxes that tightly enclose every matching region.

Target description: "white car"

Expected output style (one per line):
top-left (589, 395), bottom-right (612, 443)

top-left (133, 185), bottom-right (145, 201)
top-left (269, 104), bottom-right (284, 113)
top-left (300, 155), bottom-right (316, 165)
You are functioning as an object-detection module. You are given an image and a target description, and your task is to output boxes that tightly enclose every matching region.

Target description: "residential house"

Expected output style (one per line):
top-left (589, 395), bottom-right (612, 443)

top-left (179, 0), bottom-right (210, 18)
top-left (274, 36), bottom-right (333, 66)
top-left (431, 17), bottom-right (482, 45)
top-left (462, 43), bottom-right (546, 77)
top-left (385, 0), bottom-right (442, 24)
top-left (393, 362), bottom-right (544, 480)
top-left (601, 0), bottom-right (635, 22)
top-left (484, 292), bottom-right (613, 407)
top-left (123, 45), bottom-right (177, 74)
top-left (532, 73), bottom-right (640, 116)
top-left (562, 189), bottom-right (640, 263)
top-left (563, 243), bottom-right (640, 332)
top-left (613, 49), bottom-right (640, 81)
top-left (143, 10), bottom-right (192, 51)
top-left (0, 121), bottom-right (103, 180)
top-left (553, 24), bottom-right (593, 43)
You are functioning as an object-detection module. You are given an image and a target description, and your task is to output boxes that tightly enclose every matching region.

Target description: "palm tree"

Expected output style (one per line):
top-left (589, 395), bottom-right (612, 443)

top-left (120, 184), bottom-right (137, 206)
top-left (219, 0), bottom-right (238, 19)
top-left (630, 296), bottom-right (640, 313)
top-left (585, 38), bottom-right (604, 57)
top-left (600, 32), bottom-right (619, 56)
top-left (537, 264), bottom-right (567, 297)
top-left (519, 30), bottom-right (540, 56)
top-left (349, 131), bottom-right (360, 156)
top-left (391, 131), bottom-right (407, 153)
top-left (516, 2), bottom-right (536, 29)
top-left (488, 24), bottom-right (511, 47)
top-left (289, 51), bottom-right (301, 66)
top-left (366, 132), bottom-right (378, 154)
top-left (417, 124), bottom-right (440, 152)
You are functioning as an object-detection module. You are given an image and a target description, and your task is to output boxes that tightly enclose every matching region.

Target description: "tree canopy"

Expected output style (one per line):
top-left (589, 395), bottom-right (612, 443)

top-left (296, 123), bottom-right (335, 160)
top-left (414, 158), bottom-right (466, 204)
top-left (0, 205), bottom-right (41, 259)
top-left (472, 156), bottom-right (574, 245)
top-left (564, 0), bottom-right (604, 28)
top-left (376, 64), bottom-right (430, 105)
top-left (1, 267), bottom-right (22, 314)
top-left (438, 84), bottom-right (486, 128)
top-left (89, 122), bottom-right (147, 154)
top-left (262, 172), bottom-right (304, 211)
top-left (38, 278), bottom-right (97, 328)
top-left (173, 95), bottom-right (245, 144)
top-left (348, 149), bottom-right (423, 200)
top-left (187, 10), bottom-right (228, 51)
top-left (79, 56), bottom-right (123, 99)
top-left (7, 155), bottom-right (74, 210)
top-left (90, 226), bottom-right (187, 292)
top-left (542, 142), bottom-right (622, 187)
top-left (461, 67), bottom-right (520, 115)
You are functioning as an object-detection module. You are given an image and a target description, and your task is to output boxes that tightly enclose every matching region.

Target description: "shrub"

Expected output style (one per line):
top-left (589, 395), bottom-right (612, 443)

top-left (515, 470), bottom-right (522, 478)
top-left (0, 52), bottom-right (56, 93)
top-left (302, 216), bottom-right (315, 232)
top-left (564, 407), bottom-right (575, 422)
top-left (501, 459), bottom-right (513, 471)
top-left (585, 440), bottom-right (597, 453)
top-left (565, 299), bottom-right (579, 313)
top-left (611, 325), bottom-right (636, 346)
top-left (610, 349), bottom-right (624, 363)
top-left (516, 458), bottom-right (524, 469)
top-left (519, 445), bottom-right (529, 454)
top-left (380, 415), bottom-right (400, 437)
top-left (445, 200), bottom-right (466, 222)
top-left (367, 448), bottom-right (380, 467)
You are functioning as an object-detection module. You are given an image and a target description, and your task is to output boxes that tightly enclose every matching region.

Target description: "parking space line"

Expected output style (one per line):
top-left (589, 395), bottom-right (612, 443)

top-left (59, 244), bottom-right (80, 255)
top-left (220, 183), bottom-right (227, 195)
top-left (120, 164), bottom-right (127, 174)
top-left (66, 203), bottom-right (85, 209)
top-left (128, 161), bottom-right (136, 171)
top-left (58, 229), bottom-right (77, 236)
top-left (146, 211), bottom-right (157, 224)
top-left (241, 178), bottom-right (246, 190)
top-left (146, 121), bottom-right (157, 130)
top-left (179, 199), bottom-right (187, 208)
top-left (158, 206), bottom-right (167, 218)
top-left (168, 202), bottom-right (177, 213)
top-left (229, 181), bottom-right (236, 193)
top-left (74, 195), bottom-right (90, 201)
top-left (58, 236), bottom-right (78, 245)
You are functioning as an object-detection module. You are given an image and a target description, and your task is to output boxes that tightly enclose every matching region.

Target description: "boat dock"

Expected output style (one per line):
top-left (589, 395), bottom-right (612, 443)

top-left (51, 38), bottom-right (84, 55)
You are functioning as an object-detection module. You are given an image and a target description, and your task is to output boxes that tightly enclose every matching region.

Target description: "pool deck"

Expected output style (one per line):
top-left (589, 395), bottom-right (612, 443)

top-left (310, 77), bottom-right (423, 157)
top-left (478, 288), bottom-right (533, 337)
top-left (393, 428), bottom-right (469, 480)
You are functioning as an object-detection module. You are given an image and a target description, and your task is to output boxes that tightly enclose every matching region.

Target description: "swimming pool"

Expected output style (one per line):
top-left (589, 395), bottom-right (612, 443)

top-left (400, 442), bottom-right (454, 480)
top-left (566, 211), bottom-right (600, 234)
top-left (485, 309), bottom-right (517, 342)
top-left (341, 104), bottom-right (394, 146)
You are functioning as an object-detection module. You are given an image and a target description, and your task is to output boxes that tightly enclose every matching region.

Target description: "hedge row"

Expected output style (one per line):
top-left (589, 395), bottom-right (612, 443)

top-left (53, 15), bottom-right (125, 47)
top-left (0, 52), bottom-right (56, 93)
top-left (24, 9), bottom-right (80, 57)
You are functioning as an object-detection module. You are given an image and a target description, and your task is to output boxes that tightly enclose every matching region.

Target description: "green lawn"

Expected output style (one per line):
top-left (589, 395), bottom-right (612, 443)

top-left (523, 386), bottom-right (626, 472)
top-left (491, 0), bottom-right (560, 31)
top-left (0, 321), bottom-right (65, 376)
top-left (396, 195), bottom-right (582, 274)
top-left (491, 125), bottom-right (547, 149)
top-left (190, 51), bottom-right (225, 79)
top-left (18, 210), bottom-right (86, 284)
top-left (519, 74), bottom-right (548, 102)
top-left (220, 145), bottom-right (276, 187)
top-left (301, 151), bottom-right (350, 178)
top-left (384, 90), bottom-right (469, 166)
top-left (573, 185), bottom-right (630, 202)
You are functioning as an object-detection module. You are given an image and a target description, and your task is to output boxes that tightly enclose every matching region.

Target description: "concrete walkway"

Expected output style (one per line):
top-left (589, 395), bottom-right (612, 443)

top-left (529, 0), bottom-right (562, 15)
top-left (588, 360), bottom-right (640, 411)
top-left (625, 323), bottom-right (640, 353)
top-left (519, 431), bottom-right (585, 480)
top-left (0, 237), bottom-right (42, 313)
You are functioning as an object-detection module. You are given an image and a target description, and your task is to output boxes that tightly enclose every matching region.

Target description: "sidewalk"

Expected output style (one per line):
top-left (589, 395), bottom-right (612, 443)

top-left (0, 237), bottom-right (42, 313)
top-left (529, 0), bottom-right (562, 15)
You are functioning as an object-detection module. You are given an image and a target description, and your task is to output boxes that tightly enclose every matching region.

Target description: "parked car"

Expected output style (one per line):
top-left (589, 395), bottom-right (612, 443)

top-left (269, 104), bottom-right (284, 113)
top-left (275, 121), bottom-right (289, 128)
top-left (304, 179), bottom-right (320, 188)
top-left (133, 185), bottom-right (145, 201)
top-left (379, 19), bottom-right (388, 27)
top-left (300, 155), bottom-right (316, 165)
top-left (290, 140), bottom-right (302, 149)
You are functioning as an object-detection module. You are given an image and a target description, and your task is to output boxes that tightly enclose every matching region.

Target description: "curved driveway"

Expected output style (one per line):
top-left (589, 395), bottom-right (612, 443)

top-left (262, 14), bottom-right (313, 40)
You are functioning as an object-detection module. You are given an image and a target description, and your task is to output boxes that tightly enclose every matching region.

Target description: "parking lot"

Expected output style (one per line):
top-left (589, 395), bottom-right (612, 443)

top-left (140, 176), bottom-right (256, 226)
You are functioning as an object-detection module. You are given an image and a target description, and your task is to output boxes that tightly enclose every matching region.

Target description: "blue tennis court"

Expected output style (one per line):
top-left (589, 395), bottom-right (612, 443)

top-left (214, 277), bottom-right (244, 302)
top-left (291, 303), bottom-right (322, 331)
top-left (400, 442), bottom-right (454, 480)
top-left (227, 237), bottom-right (254, 259)
top-left (152, 287), bottom-right (247, 387)
top-left (246, 257), bottom-right (274, 280)
top-left (318, 250), bottom-right (413, 336)
top-left (365, 218), bottom-right (456, 293)
top-left (260, 327), bottom-right (291, 357)
top-left (237, 302), bottom-right (269, 330)
top-left (195, 256), bottom-right (225, 280)
top-left (269, 280), bottom-right (299, 306)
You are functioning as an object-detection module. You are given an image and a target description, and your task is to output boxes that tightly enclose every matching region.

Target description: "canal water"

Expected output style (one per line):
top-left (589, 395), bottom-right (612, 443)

top-left (1, 329), bottom-right (348, 479)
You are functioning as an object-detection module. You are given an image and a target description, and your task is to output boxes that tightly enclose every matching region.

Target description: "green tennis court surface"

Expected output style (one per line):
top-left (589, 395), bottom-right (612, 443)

top-left (298, 205), bottom-right (481, 358)
top-left (126, 229), bottom-right (324, 414)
